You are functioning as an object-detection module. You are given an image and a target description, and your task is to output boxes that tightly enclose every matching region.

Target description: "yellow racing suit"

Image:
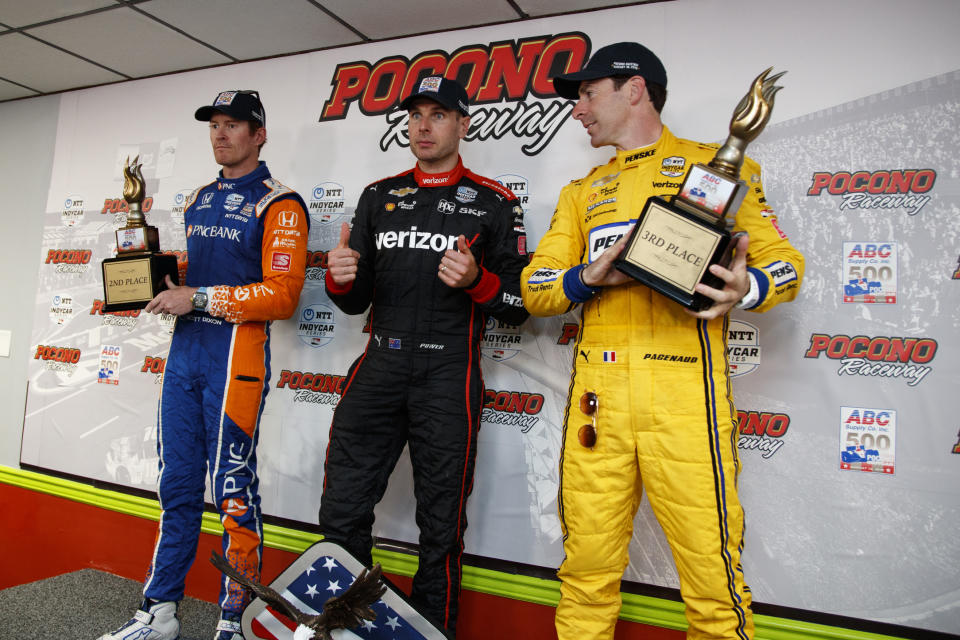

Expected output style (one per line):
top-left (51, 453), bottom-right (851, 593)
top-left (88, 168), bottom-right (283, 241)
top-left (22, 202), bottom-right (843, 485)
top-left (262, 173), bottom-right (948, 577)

top-left (521, 126), bottom-right (804, 640)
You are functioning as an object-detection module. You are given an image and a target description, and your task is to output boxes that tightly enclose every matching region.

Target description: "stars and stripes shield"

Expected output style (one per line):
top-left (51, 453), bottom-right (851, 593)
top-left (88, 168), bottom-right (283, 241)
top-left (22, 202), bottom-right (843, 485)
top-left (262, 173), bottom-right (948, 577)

top-left (241, 541), bottom-right (446, 640)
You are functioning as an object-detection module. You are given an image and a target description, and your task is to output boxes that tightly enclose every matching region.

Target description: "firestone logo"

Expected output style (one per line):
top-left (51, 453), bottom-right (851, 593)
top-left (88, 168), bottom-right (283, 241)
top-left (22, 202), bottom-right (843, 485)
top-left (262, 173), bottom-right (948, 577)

top-left (807, 168), bottom-right (935, 215)
top-left (481, 388), bottom-right (544, 433)
top-left (319, 32), bottom-right (591, 155)
top-left (804, 333), bottom-right (936, 386)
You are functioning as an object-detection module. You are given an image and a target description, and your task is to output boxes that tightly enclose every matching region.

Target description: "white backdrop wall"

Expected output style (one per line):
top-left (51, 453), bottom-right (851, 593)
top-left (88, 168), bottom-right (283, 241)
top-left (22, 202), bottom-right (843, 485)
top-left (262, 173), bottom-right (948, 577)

top-left (3, 0), bottom-right (960, 635)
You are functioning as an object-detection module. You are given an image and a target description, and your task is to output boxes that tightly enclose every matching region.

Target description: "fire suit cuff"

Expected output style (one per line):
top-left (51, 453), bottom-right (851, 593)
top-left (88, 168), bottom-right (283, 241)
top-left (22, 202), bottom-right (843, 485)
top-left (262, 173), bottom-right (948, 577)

top-left (736, 269), bottom-right (763, 310)
top-left (325, 269), bottom-right (354, 296)
top-left (563, 264), bottom-right (600, 303)
top-left (466, 268), bottom-right (500, 304)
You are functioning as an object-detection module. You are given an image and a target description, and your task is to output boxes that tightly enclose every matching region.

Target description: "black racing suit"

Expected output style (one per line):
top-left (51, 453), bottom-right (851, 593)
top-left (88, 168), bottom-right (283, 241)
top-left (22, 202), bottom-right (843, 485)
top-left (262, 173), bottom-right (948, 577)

top-left (319, 156), bottom-right (529, 634)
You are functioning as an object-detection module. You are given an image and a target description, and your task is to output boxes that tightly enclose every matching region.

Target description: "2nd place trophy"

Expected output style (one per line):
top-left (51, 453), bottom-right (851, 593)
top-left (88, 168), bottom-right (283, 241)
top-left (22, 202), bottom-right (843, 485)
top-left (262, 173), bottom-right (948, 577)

top-left (100, 156), bottom-right (179, 311)
top-left (614, 68), bottom-right (784, 311)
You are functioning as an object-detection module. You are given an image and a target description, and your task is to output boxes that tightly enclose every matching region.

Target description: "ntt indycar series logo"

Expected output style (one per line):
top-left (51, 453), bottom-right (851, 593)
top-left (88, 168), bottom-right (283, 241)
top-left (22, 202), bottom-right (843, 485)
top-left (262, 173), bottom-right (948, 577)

top-left (482, 318), bottom-right (522, 360)
top-left (309, 182), bottom-right (346, 225)
top-left (728, 320), bottom-right (761, 377)
top-left (297, 301), bottom-right (336, 347)
top-left (319, 32), bottom-right (590, 156)
top-left (807, 168), bottom-right (935, 215)
top-left (496, 174), bottom-right (530, 214)
top-left (805, 334), bottom-right (936, 386)
top-left (481, 389), bottom-right (544, 433)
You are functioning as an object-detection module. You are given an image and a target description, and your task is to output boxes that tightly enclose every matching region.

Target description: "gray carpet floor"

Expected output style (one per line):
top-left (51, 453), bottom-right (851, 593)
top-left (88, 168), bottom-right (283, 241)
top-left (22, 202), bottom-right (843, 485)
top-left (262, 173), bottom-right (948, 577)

top-left (0, 569), bottom-right (220, 639)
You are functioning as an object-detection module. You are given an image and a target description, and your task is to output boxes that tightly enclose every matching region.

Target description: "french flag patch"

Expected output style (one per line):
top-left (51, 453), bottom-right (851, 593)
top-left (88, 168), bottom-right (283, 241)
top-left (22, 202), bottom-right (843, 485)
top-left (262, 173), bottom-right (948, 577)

top-left (603, 350), bottom-right (616, 362)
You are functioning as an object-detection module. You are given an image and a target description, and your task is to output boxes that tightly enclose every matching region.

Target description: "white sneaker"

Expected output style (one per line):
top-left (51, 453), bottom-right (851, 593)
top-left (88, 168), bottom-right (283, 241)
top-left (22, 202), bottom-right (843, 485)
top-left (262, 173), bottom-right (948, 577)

top-left (98, 599), bottom-right (180, 640)
top-left (213, 614), bottom-right (244, 640)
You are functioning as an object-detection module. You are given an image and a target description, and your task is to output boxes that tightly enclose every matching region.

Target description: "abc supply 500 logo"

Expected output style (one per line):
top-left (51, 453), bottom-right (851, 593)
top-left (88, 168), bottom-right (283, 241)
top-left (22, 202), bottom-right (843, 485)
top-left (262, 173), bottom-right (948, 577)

top-left (840, 406), bottom-right (895, 474)
top-left (319, 32), bottom-right (591, 155)
top-left (805, 334), bottom-right (936, 387)
top-left (842, 242), bottom-right (897, 304)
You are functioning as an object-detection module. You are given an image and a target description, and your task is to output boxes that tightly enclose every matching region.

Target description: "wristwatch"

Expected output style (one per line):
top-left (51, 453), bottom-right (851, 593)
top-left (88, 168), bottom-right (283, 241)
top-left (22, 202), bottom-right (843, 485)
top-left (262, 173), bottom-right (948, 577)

top-left (191, 287), bottom-right (208, 311)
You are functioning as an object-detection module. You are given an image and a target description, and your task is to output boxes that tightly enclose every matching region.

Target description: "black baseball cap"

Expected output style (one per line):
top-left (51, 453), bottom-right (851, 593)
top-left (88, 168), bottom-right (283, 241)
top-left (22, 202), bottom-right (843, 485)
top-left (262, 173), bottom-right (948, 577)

top-left (195, 90), bottom-right (266, 125)
top-left (552, 42), bottom-right (668, 100)
top-left (399, 76), bottom-right (470, 116)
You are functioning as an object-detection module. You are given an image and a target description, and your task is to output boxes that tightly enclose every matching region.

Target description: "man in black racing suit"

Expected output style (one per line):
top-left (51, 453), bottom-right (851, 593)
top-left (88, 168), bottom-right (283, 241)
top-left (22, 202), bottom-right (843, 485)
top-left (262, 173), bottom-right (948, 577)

top-left (319, 76), bottom-right (529, 637)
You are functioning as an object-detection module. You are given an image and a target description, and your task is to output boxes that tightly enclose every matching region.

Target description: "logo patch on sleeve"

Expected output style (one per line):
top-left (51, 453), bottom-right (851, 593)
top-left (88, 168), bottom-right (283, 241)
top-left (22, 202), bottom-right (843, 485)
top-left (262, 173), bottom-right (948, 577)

top-left (271, 252), bottom-right (292, 272)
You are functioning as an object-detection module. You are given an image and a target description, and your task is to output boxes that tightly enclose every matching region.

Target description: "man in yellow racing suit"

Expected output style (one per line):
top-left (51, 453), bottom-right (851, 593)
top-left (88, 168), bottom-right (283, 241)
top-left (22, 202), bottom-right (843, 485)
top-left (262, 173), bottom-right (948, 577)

top-left (521, 42), bottom-right (804, 640)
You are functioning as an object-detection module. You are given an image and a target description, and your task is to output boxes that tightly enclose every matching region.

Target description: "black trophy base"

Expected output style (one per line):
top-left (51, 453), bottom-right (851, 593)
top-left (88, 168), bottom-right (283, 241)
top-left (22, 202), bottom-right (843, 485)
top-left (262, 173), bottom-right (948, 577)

top-left (101, 252), bottom-right (179, 312)
top-left (613, 196), bottom-right (740, 312)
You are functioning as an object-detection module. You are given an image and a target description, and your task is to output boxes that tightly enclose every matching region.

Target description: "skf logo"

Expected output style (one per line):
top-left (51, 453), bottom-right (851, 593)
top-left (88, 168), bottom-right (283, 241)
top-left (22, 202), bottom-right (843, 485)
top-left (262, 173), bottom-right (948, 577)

top-left (807, 168), bottom-right (935, 215)
top-left (278, 210), bottom-right (299, 227)
top-left (805, 334), bottom-right (936, 386)
top-left (319, 32), bottom-right (591, 156)
top-left (101, 197), bottom-right (154, 214)
top-left (481, 389), bottom-right (544, 433)
top-left (277, 369), bottom-right (344, 405)
top-left (737, 410), bottom-right (790, 459)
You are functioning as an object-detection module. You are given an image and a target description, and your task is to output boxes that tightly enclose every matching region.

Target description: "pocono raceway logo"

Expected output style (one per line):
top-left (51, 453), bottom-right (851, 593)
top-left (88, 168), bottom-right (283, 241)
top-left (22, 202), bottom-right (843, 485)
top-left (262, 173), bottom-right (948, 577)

top-left (34, 344), bottom-right (81, 376)
top-left (103, 194), bottom-right (155, 227)
top-left (276, 369), bottom-right (344, 405)
top-left (319, 32), bottom-right (591, 156)
top-left (737, 410), bottom-right (790, 459)
top-left (46, 248), bottom-right (92, 274)
top-left (141, 356), bottom-right (166, 384)
top-left (90, 298), bottom-right (141, 330)
top-left (804, 334), bottom-right (937, 386)
top-left (304, 249), bottom-right (328, 282)
top-left (481, 389), bottom-right (544, 433)
top-left (807, 169), bottom-right (935, 215)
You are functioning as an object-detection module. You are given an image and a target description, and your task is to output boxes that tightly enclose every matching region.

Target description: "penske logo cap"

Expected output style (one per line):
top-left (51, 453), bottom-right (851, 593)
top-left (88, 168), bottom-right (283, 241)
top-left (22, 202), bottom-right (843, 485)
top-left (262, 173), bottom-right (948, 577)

top-left (552, 42), bottom-right (667, 99)
top-left (195, 89), bottom-right (266, 125)
top-left (399, 76), bottom-right (470, 116)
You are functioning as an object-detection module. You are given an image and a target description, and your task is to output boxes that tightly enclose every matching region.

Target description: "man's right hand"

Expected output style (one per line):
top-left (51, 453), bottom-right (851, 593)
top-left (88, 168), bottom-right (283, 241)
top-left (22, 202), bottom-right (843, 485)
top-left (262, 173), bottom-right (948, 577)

top-left (326, 222), bottom-right (360, 286)
top-left (581, 233), bottom-right (632, 288)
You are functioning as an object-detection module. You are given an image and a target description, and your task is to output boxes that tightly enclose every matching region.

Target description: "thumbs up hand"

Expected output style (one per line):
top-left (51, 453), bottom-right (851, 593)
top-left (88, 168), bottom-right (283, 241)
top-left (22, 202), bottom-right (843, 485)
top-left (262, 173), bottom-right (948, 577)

top-left (327, 222), bottom-right (360, 286)
top-left (438, 234), bottom-right (480, 288)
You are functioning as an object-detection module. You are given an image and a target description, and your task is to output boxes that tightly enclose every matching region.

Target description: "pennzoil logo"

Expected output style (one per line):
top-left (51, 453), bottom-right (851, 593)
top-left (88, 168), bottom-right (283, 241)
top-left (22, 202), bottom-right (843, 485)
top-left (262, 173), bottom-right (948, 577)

top-left (737, 410), bottom-right (789, 459)
top-left (481, 388), bottom-right (544, 433)
top-left (319, 32), bottom-right (591, 156)
top-left (804, 333), bottom-right (937, 387)
top-left (276, 369), bottom-right (344, 405)
top-left (807, 168), bottom-right (935, 216)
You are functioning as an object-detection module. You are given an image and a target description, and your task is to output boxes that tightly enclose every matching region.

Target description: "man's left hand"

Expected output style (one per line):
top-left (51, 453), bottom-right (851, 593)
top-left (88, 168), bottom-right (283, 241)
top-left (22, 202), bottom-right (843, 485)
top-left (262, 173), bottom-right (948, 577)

top-left (686, 233), bottom-right (750, 320)
top-left (439, 235), bottom-right (480, 288)
top-left (145, 275), bottom-right (198, 316)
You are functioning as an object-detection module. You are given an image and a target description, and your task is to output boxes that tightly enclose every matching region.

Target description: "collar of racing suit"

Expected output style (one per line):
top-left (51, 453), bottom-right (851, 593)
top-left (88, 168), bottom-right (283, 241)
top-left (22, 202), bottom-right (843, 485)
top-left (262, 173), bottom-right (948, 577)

top-left (609, 126), bottom-right (677, 170)
top-left (216, 160), bottom-right (270, 190)
top-left (413, 155), bottom-right (465, 187)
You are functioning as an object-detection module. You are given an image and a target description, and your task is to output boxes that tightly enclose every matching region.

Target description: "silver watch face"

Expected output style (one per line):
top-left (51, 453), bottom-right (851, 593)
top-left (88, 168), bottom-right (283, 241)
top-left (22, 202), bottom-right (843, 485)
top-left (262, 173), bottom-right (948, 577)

top-left (193, 292), bottom-right (208, 309)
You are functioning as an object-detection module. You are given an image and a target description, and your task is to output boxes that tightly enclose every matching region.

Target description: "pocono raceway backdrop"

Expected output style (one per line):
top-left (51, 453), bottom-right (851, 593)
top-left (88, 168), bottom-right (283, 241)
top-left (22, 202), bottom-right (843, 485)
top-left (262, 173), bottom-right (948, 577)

top-left (18, 4), bottom-right (959, 637)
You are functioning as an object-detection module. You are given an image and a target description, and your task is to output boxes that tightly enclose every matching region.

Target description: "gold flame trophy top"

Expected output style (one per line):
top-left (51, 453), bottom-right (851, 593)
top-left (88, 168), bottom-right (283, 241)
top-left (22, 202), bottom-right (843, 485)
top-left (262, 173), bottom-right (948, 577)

top-left (708, 67), bottom-right (785, 179)
top-left (122, 155), bottom-right (147, 227)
